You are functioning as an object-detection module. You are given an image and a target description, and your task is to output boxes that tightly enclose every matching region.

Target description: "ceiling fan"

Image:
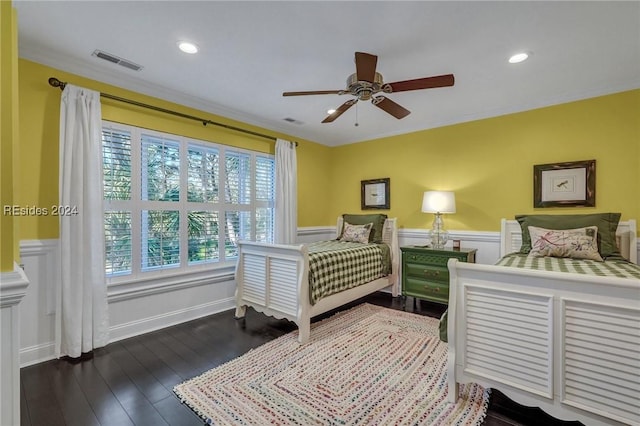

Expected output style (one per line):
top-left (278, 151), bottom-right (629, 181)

top-left (283, 52), bottom-right (454, 123)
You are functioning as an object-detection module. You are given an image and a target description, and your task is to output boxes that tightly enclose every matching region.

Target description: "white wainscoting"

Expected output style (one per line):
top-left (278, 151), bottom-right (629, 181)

top-left (107, 266), bottom-right (236, 343)
top-left (1, 263), bottom-right (30, 426)
top-left (18, 240), bottom-right (237, 367)
top-left (19, 240), bottom-right (58, 366)
top-left (18, 229), bottom-right (640, 367)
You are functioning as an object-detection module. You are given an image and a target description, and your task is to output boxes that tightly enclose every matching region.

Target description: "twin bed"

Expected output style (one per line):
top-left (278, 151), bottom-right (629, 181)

top-left (447, 215), bottom-right (639, 426)
top-left (235, 215), bottom-right (399, 343)
top-left (234, 213), bottom-right (639, 425)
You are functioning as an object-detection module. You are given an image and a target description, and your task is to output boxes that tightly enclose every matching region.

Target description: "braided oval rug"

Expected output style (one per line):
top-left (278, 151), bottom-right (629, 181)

top-left (174, 303), bottom-right (489, 425)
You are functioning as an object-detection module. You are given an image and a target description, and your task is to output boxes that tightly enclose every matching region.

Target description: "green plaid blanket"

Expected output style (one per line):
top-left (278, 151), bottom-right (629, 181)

top-left (307, 241), bottom-right (388, 305)
top-left (497, 253), bottom-right (640, 280)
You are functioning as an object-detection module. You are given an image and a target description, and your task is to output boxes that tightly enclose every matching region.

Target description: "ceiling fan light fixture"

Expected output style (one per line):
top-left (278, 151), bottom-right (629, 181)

top-left (508, 52), bottom-right (529, 64)
top-left (178, 41), bottom-right (199, 54)
top-left (327, 108), bottom-right (336, 114)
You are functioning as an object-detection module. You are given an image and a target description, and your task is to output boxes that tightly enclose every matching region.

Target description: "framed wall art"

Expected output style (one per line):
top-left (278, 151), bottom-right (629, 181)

top-left (533, 159), bottom-right (595, 208)
top-left (361, 178), bottom-right (390, 210)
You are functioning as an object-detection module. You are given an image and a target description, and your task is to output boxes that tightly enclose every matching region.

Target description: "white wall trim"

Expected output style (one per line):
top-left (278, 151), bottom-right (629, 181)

top-left (107, 265), bottom-right (235, 303)
top-left (1, 263), bottom-right (30, 426)
top-left (19, 342), bottom-right (55, 368)
top-left (18, 239), bottom-right (238, 367)
top-left (15, 231), bottom-right (639, 370)
top-left (297, 226), bottom-right (335, 236)
top-left (108, 297), bottom-right (235, 343)
top-left (19, 239), bottom-right (58, 257)
top-left (20, 239), bottom-right (58, 314)
top-left (0, 263), bottom-right (30, 307)
top-left (398, 228), bottom-right (500, 243)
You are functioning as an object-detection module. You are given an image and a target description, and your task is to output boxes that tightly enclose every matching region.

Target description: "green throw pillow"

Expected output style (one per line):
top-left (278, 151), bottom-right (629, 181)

top-left (515, 213), bottom-right (622, 257)
top-left (341, 214), bottom-right (388, 243)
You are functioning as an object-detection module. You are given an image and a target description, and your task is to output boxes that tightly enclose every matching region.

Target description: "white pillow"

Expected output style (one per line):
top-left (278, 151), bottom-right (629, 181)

top-left (339, 222), bottom-right (373, 244)
top-left (528, 225), bottom-right (603, 261)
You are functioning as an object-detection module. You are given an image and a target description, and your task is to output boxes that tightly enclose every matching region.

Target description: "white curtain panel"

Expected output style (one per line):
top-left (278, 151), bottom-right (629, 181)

top-left (274, 139), bottom-right (298, 244)
top-left (56, 84), bottom-right (109, 358)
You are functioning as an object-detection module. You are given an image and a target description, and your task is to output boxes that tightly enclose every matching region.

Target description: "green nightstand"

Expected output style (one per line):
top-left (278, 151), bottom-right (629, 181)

top-left (401, 246), bottom-right (477, 305)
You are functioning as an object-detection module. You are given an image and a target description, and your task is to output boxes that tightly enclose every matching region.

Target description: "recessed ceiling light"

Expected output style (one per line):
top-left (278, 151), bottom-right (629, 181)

top-left (178, 41), bottom-right (198, 54)
top-left (508, 52), bottom-right (529, 64)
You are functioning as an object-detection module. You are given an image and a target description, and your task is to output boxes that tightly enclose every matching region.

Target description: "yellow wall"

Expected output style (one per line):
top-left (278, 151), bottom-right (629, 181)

top-left (16, 59), bottom-right (332, 241)
top-left (15, 59), bottom-right (640, 242)
top-left (329, 90), bottom-right (640, 232)
top-left (0, 3), bottom-right (19, 271)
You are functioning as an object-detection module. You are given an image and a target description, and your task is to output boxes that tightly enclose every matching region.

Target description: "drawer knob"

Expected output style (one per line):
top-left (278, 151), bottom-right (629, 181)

top-left (424, 269), bottom-right (440, 277)
top-left (424, 286), bottom-right (440, 292)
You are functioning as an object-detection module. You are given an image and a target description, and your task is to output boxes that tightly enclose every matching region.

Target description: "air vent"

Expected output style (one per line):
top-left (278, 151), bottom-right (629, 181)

top-left (92, 50), bottom-right (143, 72)
top-left (283, 117), bottom-right (304, 125)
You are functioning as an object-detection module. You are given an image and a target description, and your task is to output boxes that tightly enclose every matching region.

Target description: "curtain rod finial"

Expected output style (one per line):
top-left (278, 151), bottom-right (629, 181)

top-left (48, 77), bottom-right (66, 90)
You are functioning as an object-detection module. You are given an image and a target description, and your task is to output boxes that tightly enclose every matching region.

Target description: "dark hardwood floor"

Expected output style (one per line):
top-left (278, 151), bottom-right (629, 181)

top-left (20, 293), bottom-right (581, 426)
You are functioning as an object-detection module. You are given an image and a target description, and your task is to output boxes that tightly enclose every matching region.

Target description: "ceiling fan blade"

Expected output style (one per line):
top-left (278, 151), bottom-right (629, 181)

top-left (322, 99), bottom-right (357, 123)
top-left (283, 90), bottom-right (344, 96)
top-left (355, 52), bottom-right (378, 83)
top-left (372, 96), bottom-right (411, 119)
top-left (384, 74), bottom-right (455, 93)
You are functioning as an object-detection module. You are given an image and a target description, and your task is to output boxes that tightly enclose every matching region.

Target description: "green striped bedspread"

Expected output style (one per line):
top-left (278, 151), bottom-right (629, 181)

top-left (496, 253), bottom-right (640, 280)
top-left (307, 240), bottom-right (391, 305)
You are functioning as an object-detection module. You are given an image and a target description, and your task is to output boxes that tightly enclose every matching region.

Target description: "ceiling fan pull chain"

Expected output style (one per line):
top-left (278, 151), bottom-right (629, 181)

top-left (355, 102), bottom-right (359, 127)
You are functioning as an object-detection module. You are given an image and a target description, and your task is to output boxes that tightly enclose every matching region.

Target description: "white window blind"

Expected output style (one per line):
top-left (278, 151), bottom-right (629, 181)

top-left (224, 211), bottom-right (251, 259)
top-left (188, 211), bottom-right (219, 264)
top-left (141, 134), bottom-right (180, 202)
top-left (102, 121), bottom-right (275, 280)
top-left (102, 127), bottom-right (131, 201)
top-left (255, 155), bottom-right (275, 243)
top-left (188, 145), bottom-right (219, 203)
top-left (141, 210), bottom-right (180, 270)
top-left (104, 211), bottom-right (131, 275)
top-left (225, 151), bottom-right (251, 204)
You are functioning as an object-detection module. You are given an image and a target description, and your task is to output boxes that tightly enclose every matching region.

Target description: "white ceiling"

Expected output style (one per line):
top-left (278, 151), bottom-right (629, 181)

top-left (14, 1), bottom-right (640, 147)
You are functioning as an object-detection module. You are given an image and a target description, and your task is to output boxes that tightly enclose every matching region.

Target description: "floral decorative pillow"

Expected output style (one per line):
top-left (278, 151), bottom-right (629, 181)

top-left (528, 225), bottom-right (603, 261)
top-left (339, 222), bottom-right (373, 244)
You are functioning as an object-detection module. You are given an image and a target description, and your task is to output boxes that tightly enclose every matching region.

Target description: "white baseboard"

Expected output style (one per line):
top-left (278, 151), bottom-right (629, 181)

top-left (19, 342), bottom-right (56, 367)
top-left (19, 297), bottom-right (236, 366)
top-left (108, 297), bottom-right (235, 343)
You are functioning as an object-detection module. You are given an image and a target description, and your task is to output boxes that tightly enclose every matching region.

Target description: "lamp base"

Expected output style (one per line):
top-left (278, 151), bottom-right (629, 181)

top-left (430, 213), bottom-right (449, 249)
top-left (430, 231), bottom-right (449, 249)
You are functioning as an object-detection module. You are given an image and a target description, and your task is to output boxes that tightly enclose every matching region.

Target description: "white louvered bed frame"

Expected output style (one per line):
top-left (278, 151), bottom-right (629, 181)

top-left (447, 219), bottom-right (639, 426)
top-left (234, 217), bottom-right (400, 343)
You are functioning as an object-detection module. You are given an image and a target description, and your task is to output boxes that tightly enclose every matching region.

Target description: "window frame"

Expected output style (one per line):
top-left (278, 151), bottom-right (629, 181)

top-left (102, 121), bottom-right (275, 285)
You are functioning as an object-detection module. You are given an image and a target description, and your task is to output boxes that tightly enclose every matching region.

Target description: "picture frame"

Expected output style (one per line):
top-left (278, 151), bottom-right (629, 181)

top-left (361, 178), bottom-right (390, 210)
top-left (533, 159), bottom-right (595, 208)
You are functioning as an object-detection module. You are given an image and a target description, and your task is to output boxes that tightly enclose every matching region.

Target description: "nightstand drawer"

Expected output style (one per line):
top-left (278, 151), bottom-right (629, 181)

top-left (404, 278), bottom-right (449, 302)
top-left (403, 252), bottom-right (451, 266)
top-left (404, 263), bottom-right (448, 283)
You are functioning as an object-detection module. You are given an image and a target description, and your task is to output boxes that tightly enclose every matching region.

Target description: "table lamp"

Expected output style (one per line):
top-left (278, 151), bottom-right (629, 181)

top-left (422, 191), bottom-right (456, 249)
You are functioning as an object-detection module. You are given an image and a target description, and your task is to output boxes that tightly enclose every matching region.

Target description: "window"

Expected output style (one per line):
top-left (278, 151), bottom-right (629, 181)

top-left (102, 121), bottom-right (275, 279)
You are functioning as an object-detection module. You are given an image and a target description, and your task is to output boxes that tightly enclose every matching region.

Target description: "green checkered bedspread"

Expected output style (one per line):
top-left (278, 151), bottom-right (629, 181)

top-left (439, 252), bottom-right (640, 343)
top-left (496, 253), bottom-right (640, 280)
top-left (307, 240), bottom-right (390, 305)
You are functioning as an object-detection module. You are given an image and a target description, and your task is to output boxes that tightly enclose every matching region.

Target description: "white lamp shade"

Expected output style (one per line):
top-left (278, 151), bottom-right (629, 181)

top-left (422, 191), bottom-right (456, 214)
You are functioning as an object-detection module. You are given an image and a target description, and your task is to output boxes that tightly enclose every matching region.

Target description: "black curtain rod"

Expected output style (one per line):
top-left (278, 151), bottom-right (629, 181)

top-left (48, 77), bottom-right (297, 146)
